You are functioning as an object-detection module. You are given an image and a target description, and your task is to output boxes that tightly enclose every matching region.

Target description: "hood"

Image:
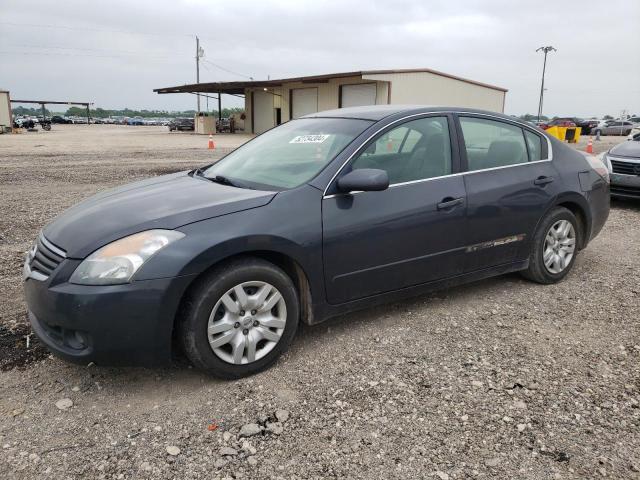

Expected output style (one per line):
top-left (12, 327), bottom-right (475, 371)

top-left (44, 172), bottom-right (276, 258)
top-left (610, 141), bottom-right (640, 158)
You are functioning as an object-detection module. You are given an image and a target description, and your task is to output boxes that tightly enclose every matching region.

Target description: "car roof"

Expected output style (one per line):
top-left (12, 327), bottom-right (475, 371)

top-left (302, 105), bottom-right (522, 124)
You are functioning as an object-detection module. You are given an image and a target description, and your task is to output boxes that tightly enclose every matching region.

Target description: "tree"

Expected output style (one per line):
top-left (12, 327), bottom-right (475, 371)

top-left (12, 106), bottom-right (52, 116)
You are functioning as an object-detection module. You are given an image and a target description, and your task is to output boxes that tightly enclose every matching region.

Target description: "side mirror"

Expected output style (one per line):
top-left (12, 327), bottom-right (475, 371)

top-left (337, 168), bottom-right (389, 193)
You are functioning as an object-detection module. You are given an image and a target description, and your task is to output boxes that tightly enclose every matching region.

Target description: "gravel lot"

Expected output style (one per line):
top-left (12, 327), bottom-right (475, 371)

top-left (1, 125), bottom-right (639, 479)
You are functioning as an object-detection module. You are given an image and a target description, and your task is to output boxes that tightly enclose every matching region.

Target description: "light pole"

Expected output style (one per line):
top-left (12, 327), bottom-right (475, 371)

top-left (536, 46), bottom-right (556, 122)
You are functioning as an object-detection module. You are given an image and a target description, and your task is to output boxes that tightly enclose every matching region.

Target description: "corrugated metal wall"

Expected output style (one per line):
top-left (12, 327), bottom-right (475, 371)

top-left (363, 71), bottom-right (506, 112)
top-left (244, 76), bottom-right (388, 132)
top-left (243, 72), bottom-right (505, 132)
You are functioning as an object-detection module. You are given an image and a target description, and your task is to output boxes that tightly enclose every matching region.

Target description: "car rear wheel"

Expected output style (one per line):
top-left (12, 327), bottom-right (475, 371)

top-left (179, 257), bottom-right (299, 378)
top-left (521, 207), bottom-right (579, 284)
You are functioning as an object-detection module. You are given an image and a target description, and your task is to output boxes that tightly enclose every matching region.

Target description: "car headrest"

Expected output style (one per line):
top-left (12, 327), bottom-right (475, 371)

top-left (487, 140), bottom-right (525, 166)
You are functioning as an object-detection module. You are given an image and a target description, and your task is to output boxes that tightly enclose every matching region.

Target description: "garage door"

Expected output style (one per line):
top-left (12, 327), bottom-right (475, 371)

top-left (340, 83), bottom-right (377, 108)
top-left (291, 88), bottom-right (318, 119)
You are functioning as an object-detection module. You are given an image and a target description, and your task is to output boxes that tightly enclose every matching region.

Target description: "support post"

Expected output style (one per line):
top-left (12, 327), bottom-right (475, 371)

top-left (86, 104), bottom-right (90, 124)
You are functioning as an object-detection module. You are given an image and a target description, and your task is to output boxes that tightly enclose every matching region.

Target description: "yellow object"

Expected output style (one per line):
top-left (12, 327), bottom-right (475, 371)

top-left (544, 126), bottom-right (581, 143)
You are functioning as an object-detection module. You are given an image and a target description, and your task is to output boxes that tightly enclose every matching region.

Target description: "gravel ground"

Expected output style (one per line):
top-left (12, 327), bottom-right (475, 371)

top-left (0, 125), bottom-right (639, 479)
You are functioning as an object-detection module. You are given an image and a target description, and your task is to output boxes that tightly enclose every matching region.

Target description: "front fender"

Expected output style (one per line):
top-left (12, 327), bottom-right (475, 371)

top-left (133, 185), bottom-right (325, 301)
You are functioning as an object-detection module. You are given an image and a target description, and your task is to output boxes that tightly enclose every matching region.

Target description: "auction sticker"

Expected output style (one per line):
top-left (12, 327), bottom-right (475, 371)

top-left (289, 134), bottom-right (330, 144)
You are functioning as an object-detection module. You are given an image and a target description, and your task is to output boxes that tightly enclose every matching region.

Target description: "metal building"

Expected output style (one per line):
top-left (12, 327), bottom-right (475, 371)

top-left (155, 68), bottom-right (507, 134)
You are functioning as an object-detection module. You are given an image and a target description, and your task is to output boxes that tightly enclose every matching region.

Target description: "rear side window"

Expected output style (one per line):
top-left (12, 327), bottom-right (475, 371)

top-left (524, 130), bottom-right (543, 161)
top-left (460, 117), bottom-right (528, 171)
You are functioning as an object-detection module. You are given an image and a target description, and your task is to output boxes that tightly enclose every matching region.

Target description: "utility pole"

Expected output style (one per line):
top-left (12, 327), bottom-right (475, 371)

top-left (536, 46), bottom-right (556, 122)
top-left (195, 36), bottom-right (204, 115)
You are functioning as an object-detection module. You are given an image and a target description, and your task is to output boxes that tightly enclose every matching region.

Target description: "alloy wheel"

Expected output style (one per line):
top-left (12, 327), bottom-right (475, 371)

top-left (207, 281), bottom-right (287, 365)
top-left (543, 219), bottom-right (576, 274)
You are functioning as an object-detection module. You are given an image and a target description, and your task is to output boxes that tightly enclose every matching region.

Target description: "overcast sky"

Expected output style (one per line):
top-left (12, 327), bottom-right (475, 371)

top-left (1, 0), bottom-right (638, 117)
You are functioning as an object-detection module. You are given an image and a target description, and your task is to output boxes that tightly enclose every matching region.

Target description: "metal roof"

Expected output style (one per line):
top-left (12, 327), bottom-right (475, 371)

top-left (154, 68), bottom-right (508, 96)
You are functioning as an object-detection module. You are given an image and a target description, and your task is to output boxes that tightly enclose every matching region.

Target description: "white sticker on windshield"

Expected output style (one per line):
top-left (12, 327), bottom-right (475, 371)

top-left (289, 134), bottom-right (330, 144)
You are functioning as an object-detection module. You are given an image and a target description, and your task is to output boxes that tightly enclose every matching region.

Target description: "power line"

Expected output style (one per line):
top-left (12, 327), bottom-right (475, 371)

top-left (202, 59), bottom-right (253, 80)
top-left (0, 21), bottom-right (193, 38)
top-left (9, 43), bottom-right (185, 56)
top-left (0, 50), bottom-right (189, 61)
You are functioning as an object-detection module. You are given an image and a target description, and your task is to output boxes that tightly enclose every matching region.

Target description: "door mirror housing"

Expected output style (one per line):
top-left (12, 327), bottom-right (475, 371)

top-left (337, 168), bottom-right (389, 193)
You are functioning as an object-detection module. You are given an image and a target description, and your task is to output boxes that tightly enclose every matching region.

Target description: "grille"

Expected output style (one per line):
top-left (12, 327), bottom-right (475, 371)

top-left (610, 185), bottom-right (640, 197)
top-left (30, 235), bottom-right (66, 277)
top-left (610, 159), bottom-right (640, 176)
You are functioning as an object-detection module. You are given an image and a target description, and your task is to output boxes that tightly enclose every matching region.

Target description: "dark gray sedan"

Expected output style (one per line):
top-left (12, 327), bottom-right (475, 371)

top-left (23, 106), bottom-right (610, 378)
top-left (602, 137), bottom-right (640, 198)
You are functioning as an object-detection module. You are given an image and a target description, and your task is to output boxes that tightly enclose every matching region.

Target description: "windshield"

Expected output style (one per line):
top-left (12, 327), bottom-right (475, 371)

top-left (204, 118), bottom-right (372, 190)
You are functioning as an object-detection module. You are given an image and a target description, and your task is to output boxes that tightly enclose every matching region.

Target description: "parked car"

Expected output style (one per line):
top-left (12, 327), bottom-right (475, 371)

top-left (216, 117), bottom-right (231, 132)
top-left (567, 118), bottom-right (599, 135)
top-left (168, 117), bottom-right (195, 131)
top-left (127, 116), bottom-right (145, 126)
top-left (51, 115), bottom-right (73, 124)
top-left (23, 106), bottom-right (610, 378)
top-left (627, 129), bottom-right (640, 141)
top-left (600, 137), bottom-right (640, 198)
top-left (594, 120), bottom-right (634, 136)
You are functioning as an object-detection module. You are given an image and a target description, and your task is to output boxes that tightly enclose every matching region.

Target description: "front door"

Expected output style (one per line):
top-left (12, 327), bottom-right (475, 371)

top-left (456, 115), bottom-right (559, 271)
top-left (322, 115), bottom-right (468, 304)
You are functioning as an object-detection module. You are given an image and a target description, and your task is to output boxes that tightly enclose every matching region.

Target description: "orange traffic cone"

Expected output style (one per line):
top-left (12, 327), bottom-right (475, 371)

top-left (586, 137), bottom-right (593, 154)
top-left (208, 134), bottom-right (215, 150)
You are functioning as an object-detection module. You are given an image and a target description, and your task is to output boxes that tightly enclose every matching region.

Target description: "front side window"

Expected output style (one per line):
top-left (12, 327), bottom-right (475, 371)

top-left (204, 118), bottom-right (373, 190)
top-left (460, 117), bottom-right (528, 171)
top-left (351, 116), bottom-right (452, 184)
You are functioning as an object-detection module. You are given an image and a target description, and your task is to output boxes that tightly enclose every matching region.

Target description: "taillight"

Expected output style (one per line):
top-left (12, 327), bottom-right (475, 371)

top-left (586, 155), bottom-right (610, 184)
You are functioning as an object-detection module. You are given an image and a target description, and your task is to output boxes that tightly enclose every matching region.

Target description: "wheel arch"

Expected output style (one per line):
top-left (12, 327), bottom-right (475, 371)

top-left (541, 194), bottom-right (591, 249)
top-left (171, 249), bottom-right (315, 353)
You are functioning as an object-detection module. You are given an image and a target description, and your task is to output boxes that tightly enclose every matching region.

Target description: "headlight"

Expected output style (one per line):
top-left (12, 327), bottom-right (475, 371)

top-left (599, 152), bottom-right (612, 172)
top-left (587, 155), bottom-right (610, 184)
top-left (70, 229), bottom-right (184, 285)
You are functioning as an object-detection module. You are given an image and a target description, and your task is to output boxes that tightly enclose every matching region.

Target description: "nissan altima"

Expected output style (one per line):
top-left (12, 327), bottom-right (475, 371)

top-left (24, 106), bottom-right (610, 378)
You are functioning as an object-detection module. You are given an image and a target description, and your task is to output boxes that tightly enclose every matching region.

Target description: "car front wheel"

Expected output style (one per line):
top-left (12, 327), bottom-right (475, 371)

top-left (521, 207), bottom-right (579, 284)
top-left (179, 257), bottom-right (299, 378)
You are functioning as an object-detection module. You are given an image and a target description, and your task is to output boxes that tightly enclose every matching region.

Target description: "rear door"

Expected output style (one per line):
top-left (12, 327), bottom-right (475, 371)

top-left (322, 114), bottom-right (468, 304)
top-left (456, 114), bottom-right (559, 271)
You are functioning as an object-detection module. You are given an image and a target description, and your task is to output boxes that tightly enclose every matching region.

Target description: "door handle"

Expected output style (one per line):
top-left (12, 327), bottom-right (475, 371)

top-left (534, 176), bottom-right (554, 186)
top-left (437, 197), bottom-right (464, 211)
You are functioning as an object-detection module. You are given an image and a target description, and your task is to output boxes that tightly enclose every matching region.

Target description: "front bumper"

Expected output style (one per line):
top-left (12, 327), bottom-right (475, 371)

top-left (24, 271), bottom-right (197, 367)
top-left (610, 172), bottom-right (640, 199)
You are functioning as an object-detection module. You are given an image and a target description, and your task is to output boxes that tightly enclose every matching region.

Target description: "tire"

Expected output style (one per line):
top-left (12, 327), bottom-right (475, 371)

top-left (521, 207), bottom-right (579, 284)
top-left (179, 257), bottom-right (299, 379)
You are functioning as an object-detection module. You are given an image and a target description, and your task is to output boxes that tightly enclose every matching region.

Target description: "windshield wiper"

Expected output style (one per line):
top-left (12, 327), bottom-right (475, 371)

top-left (209, 175), bottom-right (244, 188)
top-left (191, 168), bottom-right (247, 189)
